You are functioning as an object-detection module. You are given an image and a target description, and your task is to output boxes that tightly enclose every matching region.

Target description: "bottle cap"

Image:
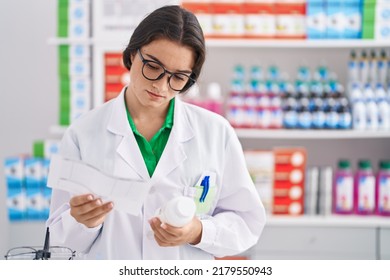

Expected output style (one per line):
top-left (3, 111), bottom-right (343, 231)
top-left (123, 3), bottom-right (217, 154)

top-left (379, 160), bottom-right (390, 170)
top-left (338, 160), bottom-right (351, 169)
top-left (358, 160), bottom-right (372, 170)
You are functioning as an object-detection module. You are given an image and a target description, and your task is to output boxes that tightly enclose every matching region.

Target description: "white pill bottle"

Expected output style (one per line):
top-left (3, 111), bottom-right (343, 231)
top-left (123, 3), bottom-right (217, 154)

top-left (155, 196), bottom-right (196, 227)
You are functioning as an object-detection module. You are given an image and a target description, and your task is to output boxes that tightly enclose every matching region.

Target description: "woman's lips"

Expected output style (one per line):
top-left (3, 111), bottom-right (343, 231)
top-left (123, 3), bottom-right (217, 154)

top-left (147, 90), bottom-right (165, 99)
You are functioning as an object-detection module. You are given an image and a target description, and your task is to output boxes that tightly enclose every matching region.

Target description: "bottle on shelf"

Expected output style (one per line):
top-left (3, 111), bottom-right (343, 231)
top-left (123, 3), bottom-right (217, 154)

top-left (333, 159), bottom-right (354, 214)
top-left (347, 49), bottom-right (359, 92)
top-left (359, 50), bottom-right (369, 86)
top-left (205, 82), bottom-right (224, 115)
top-left (376, 83), bottom-right (390, 130)
top-left (364, 83), bottom-right (379, 130)
top-left (369, 49), bottom-right (378, 86)
top-left (350, 83), bottom-right (366, 130)
top-left (354, 159), bottom-right (376, 215)
top-left (376, 160), bottom-right (390, 216)
top-left (378, 49), bottom-right (388, 86)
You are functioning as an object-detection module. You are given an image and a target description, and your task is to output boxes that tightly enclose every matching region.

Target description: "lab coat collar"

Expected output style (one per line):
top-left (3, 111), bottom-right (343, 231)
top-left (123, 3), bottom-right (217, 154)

top-left (106, 87), bottom-right (195, 182)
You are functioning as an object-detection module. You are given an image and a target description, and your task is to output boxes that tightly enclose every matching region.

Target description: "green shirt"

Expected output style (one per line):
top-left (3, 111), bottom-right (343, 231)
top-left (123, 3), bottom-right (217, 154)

top-left (125, 98), bottom-right (175, 177)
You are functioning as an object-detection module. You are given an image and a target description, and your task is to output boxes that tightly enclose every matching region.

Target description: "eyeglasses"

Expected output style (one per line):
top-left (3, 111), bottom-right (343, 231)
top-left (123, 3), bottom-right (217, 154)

top-left (4, 227), bottom-right (76, 260)
top-left (4, 246), bottom-right (76, 260)
top-left (137, 49), bottom-right (194, 92)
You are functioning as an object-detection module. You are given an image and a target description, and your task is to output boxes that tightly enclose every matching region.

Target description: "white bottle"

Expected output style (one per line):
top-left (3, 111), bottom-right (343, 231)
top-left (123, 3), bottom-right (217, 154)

top-left (348, 50), bottom-right (359, 86)
top-left (206, 82), bottom-right (224, 115)
top-left (376, 84), bottom-right (390, 130)
top-left (350, 84), bottom-right (366, 130)
top-left (369, 49), bottom-right (378, 85)
top-left (364, 84), bottom-right (378, 130)
top-left (155, 196), bottom-right (196, 227)
top-left (378, 49), bottom-right (388, 86)
top-left (359, 50), bottom-right (370, 85)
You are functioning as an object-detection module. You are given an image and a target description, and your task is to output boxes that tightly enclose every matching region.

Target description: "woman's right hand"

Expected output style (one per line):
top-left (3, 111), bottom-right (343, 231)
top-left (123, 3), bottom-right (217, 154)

top-left (69, 194), bottom-right (114, 228)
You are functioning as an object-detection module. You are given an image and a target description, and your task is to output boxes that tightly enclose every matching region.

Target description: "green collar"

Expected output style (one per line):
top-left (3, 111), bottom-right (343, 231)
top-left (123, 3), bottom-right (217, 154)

top-left (125, 96), bottom-right (175, 136)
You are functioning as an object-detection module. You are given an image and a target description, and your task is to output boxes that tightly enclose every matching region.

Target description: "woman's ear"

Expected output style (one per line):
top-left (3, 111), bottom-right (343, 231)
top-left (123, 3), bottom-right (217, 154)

top-left (130, 52), bottom-right (136, 63)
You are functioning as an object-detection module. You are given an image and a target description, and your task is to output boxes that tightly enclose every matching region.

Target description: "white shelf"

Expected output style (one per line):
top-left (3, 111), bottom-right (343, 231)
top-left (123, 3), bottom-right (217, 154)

top-left (49, 125), bottom-right (68, 135)
top-left (47, 37), bottom-right (94, 45)
top-left (47, 37), bottom-right (390, 49)
top-left (206, 39), bottom-right (390, 48)
top-left (267, 215), bottom-right (390, 228)
top-left (235, 129), bottom-right (390, 139)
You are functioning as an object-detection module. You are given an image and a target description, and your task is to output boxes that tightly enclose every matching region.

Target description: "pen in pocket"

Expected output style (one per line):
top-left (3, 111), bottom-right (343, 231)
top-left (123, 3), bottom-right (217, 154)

top-left (199, 175), bottom-right (210, 203)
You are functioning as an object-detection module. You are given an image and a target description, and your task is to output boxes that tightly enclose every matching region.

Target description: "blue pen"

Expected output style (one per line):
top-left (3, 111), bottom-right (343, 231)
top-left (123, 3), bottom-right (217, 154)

top-left (199, 176), bottom-right (210, 203)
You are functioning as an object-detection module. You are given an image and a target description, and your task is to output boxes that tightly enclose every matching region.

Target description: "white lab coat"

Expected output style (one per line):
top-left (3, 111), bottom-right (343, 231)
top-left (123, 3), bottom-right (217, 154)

top-left (46, 88), bottom-right (266, 259)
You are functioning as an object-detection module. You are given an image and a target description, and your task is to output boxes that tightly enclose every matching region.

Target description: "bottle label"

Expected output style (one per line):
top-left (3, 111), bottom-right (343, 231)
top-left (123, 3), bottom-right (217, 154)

top-left (357, 175), bottom-right (375, 212)
top-left (335, 176), bottom-right (353, 212)
top-left (378, 175), bottom-right (390, 213)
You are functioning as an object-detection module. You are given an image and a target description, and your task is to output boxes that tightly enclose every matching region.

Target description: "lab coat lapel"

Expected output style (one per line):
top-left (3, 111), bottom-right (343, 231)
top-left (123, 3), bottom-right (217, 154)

top-left (106, 88), bottom-right (150, 180)
top-left (151, 98), bottom-right (194, 183)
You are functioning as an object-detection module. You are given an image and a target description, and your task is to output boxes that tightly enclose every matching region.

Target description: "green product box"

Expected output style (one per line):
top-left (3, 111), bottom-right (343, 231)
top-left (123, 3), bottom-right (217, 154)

top-left (58, 60), bottom-right (70, 78)
top-left (361, 22), bottom-right (375, 39)
top-left (58, 45), bottom-right (70, 59)
top-left (33, 141), bottom-right (45, 158)
top-left (362, 6), bottom-right (376, 22)
top-left (59, 78), bottom-right (70, 95)
top-left (59, 112), bottom-right (70, 126)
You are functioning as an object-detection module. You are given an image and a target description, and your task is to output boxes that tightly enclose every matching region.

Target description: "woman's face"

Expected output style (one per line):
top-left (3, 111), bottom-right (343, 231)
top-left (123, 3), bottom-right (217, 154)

top-left (128, 38), bottom-right (195, 110)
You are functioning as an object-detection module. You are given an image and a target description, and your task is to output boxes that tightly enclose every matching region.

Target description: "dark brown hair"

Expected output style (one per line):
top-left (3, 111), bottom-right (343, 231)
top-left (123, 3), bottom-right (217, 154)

top-left (122, 5), bottom-right (206, 92)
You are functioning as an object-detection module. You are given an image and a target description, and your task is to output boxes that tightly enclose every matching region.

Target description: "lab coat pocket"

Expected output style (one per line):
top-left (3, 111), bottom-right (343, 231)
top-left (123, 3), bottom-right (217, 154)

top-left (184, 171), bottom-right (218, 215)
top-left (193, 184), bottom-right (217, 215)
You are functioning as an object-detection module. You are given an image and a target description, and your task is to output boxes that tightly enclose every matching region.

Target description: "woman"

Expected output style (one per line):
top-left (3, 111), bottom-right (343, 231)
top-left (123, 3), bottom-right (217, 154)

top-left (47, 5), bottom-right (266, 260)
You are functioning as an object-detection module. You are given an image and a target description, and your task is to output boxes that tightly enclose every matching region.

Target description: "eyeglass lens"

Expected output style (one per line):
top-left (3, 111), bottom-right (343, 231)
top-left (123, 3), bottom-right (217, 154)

top-left (142, 61), bottom-right (191, 91)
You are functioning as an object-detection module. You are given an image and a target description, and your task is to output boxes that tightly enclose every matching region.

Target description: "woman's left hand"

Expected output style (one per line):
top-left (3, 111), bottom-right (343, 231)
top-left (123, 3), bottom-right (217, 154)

top-left (149, 216), bottom-right (202, 247)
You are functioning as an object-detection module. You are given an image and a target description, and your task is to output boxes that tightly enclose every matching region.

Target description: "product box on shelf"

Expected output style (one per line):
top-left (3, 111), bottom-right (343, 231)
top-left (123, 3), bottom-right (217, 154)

top-left (4, 157), bottom-right (26, 221)
top-left (181, 0), bottom-right (214, 37)
top-left (210, 1), bottom-right (246, 38)
top-left (244, 150), bottom-right (274, 214)
top-left (274, 0), bottom-right (307, 39)
top-left (242, 0), bottom-right (276, 38)
top-left (361, 0), bottom-right (376, 39)
top-left (306, 0), bottom-right (327, 39)
top-left (104, 52), bottom-right (128, 102)
top-left (4, 156), bottom-right (53, 222)
top-left (24, 158), bottom-right (45, 220)
top-left (57, 0), bottom-right (91, 38)
top-left (343, 0), bottom-right (363, 39)
top-left (272, 147), bottom-right (307, 215)
top-left (375, 0), bottom-right (390, 39)
top-left (42, 158), bottom-right (52, 219)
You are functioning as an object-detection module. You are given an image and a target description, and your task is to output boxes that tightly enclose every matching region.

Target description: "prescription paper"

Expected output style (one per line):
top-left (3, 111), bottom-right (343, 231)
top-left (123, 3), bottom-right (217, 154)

top-left (47, 155), bottom-right (152, 215)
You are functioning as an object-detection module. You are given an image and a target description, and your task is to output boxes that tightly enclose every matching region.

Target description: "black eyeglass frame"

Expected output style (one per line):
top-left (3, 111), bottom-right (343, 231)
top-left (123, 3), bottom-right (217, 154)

top-left (136, 49), bottom-right (195, 92)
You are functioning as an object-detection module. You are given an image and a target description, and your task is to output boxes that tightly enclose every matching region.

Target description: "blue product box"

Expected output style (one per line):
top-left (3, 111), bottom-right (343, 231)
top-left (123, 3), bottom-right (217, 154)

top-left (4, 157), bottom-right (26, 221)
top-left (343, 0), bottom-right (362, 38)
top-left (326, 0), bottom-right (345, 38)
top-left (41, 158), bottom-right (52, 220)
top-left (25, 158), bottom-right (44, 220)
top-left (307, 0), bottom-right (327, 38)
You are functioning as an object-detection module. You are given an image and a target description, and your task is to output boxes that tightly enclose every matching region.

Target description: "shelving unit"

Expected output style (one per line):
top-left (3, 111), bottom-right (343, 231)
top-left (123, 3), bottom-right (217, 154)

top-left (204, 39), bottom-right (390, 259)
top-left (235, 129), bottom-right (390, 139)
top-left (205, 39), bottom-right (390, 48)
top-left (267, 215), bottom-right (390, 228)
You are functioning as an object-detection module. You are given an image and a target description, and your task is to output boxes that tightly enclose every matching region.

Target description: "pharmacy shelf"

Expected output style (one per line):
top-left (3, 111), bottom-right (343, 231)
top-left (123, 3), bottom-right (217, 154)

top-left (47, 37), bottom-right (94, 45)
top-left (235, 129), bottom-right (390, 139)
top-left (205, 39), bottom-right (390, 48)
top-left (267, 215), bottom-right (390, 228)
top-left (48, 37), bottom-right (390, 49)
top-left (49, 125), bottom-right (68, 135)
top-left (51, 126), bottom-right (390, 139)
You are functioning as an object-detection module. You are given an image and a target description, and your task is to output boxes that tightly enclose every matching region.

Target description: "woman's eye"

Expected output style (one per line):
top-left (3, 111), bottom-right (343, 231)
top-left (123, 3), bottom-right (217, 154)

top-left (172, 74), bottom-right (186, 82)
top-left (146, 62), bottom-right (160, 71)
